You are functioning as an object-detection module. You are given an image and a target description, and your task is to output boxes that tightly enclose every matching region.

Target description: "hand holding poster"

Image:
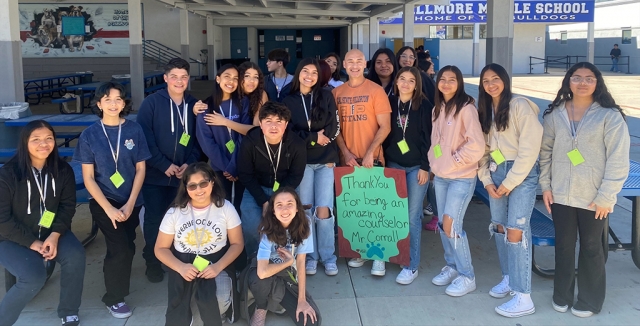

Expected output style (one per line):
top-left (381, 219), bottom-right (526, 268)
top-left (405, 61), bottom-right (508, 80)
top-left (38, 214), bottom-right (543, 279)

top-left (335, 167), bottom-right (410, 266)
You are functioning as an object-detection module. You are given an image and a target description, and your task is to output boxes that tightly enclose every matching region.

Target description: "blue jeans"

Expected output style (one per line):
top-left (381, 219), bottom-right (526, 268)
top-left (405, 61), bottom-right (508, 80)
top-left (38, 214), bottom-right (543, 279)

top-left (611, 57), bottom-right (619, 71)
top-left (488, 161), bottom-right (539, 294)
top-left (388, 162), bottom-right (429, 270)
top-left (433, 176), bottom-right (476, 279)
top-left (240, 186), bottom-right (275, 256)
top-left (0, 232), bottom-right (86, 325)
top-left (299, 163), bottom-right (337, 264)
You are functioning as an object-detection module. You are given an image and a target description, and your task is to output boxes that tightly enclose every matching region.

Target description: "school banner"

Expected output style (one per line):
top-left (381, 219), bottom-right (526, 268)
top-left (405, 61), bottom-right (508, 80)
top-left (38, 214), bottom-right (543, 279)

top-left (19, 4), bottom-right (131, 58)
top-left (379, 0), bottom-right (595, 24)
top-left (335, 167), bottom-right (410, 266)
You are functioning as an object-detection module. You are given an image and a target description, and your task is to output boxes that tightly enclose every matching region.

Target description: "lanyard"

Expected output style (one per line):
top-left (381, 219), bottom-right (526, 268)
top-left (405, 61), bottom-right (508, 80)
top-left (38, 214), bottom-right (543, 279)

top-left (190, 203), bottom-right (212, 255)
top-left (263, 136), bottom-right (283, 179)
top-left (274, 75), bottom-right (289, 97)
top-left (397, 99), bottom-right (411, 139)
top-left (301, 93), bottom-right (313, 131)
top-left (568, 101), bottom-right (587, 139)
top-left (219, 99), bottom-right (233, 137)
top-left (490, 108), bottom-right (501, 150)
top-left (101, 120), bottom-right (122, 171)
top-left (31, 169), bottom-right (48, 212)
top-left (170, 99), bottom-right (188, 134)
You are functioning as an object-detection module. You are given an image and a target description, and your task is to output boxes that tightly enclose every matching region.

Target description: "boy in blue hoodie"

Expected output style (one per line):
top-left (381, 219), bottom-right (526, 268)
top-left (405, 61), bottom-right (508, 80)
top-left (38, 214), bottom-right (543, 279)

top-left (136, 58), bottom-right (206, 283)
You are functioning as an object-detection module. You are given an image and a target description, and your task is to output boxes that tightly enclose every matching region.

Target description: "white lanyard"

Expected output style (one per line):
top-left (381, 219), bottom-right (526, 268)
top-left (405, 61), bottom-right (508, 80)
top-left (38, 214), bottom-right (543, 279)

top-left (101, 120), bottom-right (122, 171)
top-left (190, 203), bottom-right (212, 255)
top-left (397, 99), bottom-right (411, 139)
top-left (32, 169), bottom-right (48, 211)
top-left (490, 108), bottom-right (501, 150)
top-left (263, 136), bottom-right (283, 179)
top-left (170, 99), bottom-right (188, 135)
top-left (301, 93), bottom-right (313, 131)
top-left (274, 75), bottom-right (289, 97)
top-left (219, 99), bottom-right (233, 137)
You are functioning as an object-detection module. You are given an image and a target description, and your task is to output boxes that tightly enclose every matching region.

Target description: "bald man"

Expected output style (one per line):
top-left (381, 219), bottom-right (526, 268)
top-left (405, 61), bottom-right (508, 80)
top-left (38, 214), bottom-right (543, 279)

top-left (332, 49), bottom-right (391, 276)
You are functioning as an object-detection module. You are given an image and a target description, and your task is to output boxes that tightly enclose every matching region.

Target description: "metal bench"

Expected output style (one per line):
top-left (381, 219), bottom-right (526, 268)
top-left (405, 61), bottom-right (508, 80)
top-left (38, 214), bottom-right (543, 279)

top-left (0, 147), bottom-right (75, 158)
top-left (24, 87), bottom-right (67, 104)
top-left (144, 82), bottom-right (167, 95)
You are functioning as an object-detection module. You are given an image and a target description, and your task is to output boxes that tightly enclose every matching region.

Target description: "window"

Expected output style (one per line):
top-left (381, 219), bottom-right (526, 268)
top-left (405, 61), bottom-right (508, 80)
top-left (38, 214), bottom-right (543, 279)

top-left (446, 25), bottom-right (462, 39)
top-left (560, 32), bottom-right (567, 45)
top-left (622, 29), bottom-right (632, 45)
top-left (463, 25), bottom-right (474, 39)
top-left (479, 25), bottom-right (487, 39)
top-left (429, 25), bottom-right (446, 39)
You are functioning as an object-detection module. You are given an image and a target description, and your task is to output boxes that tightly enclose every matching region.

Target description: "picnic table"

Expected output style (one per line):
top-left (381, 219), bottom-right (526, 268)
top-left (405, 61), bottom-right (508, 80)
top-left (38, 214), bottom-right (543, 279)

top-left (4, 113), bottom-right (138, 127)
top-left (24, 72), bottom-right (93, 104)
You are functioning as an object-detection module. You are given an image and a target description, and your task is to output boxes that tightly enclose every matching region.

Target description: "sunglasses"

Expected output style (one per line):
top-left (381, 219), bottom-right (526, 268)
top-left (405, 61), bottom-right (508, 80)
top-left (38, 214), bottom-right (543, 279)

top-left (186, 180), bottom-right (211, 191)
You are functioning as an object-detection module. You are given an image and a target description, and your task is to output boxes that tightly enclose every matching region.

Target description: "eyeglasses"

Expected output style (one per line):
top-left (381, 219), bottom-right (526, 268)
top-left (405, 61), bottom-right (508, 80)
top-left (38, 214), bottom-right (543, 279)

top-left (400, 54), bottom-right (416, 61)
top-left (186, 180), bottom-right (211, 191)
top-left (570, 76), bottom-right (596, 85)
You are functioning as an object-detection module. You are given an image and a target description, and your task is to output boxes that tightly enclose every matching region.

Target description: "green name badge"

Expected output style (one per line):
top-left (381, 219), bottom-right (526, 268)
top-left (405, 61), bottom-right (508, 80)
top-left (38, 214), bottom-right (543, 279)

top-left (311, 141), bottom-right (316, 146)
top-left (273, 180), bottom-right (280, 192)
top-left (225, 139), bottom-right (235, 153)
top-left (193, 255), bottom-right (210, 272)
top-left (434, 144), bottom-right (443, 158)
top-left (110, 171), bottom-right (125, 188)
top-left (179, 133), bottom-right (190, 147)
top-left (490, 149), bottom-right (506, 165)
top-left (39, 210), bottom-right (55, 228)
top-left (397, 139), bottom-right (410, 154)
top-left (567, 148), bottom-right (585, 166)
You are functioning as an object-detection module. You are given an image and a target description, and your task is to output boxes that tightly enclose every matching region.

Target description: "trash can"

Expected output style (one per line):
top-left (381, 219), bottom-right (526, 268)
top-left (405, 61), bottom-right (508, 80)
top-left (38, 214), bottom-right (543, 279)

top-left (0, 102), bottom-right (32, 160)
top-left (79, 71), bottom-right (93, 84)
top-left (111, 74), bottom-right (131, 96)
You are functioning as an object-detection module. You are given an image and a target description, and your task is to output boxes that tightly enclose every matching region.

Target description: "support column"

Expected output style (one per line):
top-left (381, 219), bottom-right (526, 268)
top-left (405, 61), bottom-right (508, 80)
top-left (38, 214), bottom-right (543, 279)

top-left (369, 17), bottom-right (379, 55)
top-left (486, 0), bottom-right (514, 77)
top-left (587, 22), bottom-right (595, 64)
top-left (128, 0), bottom-right (144, 108)
top-left (472, 23), bottom-right (480, 76)
top-left (180, 9), bottom-right (190, 61)
top-left (347, 25), bottom-right (353, 51)
top-left (357, 24), bottom-right (365, 52)
top-left (206, 16), bottom-right (216, 79)
top-left (402, 4), bottom-right (415, 47)
top-left (0, 0), bottom-right (23, 102)
top-left (350, 24), bottom-right (357, 50)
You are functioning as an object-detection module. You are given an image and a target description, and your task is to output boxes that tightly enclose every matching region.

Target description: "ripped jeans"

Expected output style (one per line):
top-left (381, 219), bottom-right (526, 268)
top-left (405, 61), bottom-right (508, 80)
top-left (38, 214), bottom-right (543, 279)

top-left (488, 161), bottom-right (539, 294)
top-left (433, 176), bottom-right (476, 279)
top-left (299, 163), bottom-right (337, 264)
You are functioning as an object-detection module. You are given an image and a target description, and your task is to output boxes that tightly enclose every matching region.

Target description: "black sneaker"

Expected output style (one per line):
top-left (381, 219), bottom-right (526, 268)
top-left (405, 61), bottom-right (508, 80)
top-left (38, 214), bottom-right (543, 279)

top-left (61, 315), bottom-right (80, 326)
top-left (146, 264), bottom-right (164, 283)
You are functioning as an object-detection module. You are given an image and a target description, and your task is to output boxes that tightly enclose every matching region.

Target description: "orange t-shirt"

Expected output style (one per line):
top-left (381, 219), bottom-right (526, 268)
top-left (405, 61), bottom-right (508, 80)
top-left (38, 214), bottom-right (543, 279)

top-left (332, 79), bottom-right (391, 163)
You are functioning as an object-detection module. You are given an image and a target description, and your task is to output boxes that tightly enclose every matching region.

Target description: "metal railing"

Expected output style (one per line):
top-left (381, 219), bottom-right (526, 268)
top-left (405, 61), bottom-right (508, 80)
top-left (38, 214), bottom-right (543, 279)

top-left (142, 40), bottom-right (205, 76)
top-left (529, 55), bottom-right (632, 74)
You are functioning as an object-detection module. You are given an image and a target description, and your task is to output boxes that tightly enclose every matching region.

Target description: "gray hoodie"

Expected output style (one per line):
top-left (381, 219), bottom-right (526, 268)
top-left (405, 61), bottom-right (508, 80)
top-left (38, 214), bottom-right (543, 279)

top-left (539, 101), bottom-right (630, 211)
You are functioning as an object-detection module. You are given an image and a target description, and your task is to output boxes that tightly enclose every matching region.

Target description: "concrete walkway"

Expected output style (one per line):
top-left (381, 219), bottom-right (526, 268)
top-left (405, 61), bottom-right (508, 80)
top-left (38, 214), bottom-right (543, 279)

top-left (2, 75), bottom-right (640, 325)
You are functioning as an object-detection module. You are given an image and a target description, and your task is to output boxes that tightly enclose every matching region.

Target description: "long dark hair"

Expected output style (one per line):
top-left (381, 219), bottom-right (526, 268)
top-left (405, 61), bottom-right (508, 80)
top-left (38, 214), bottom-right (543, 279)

top-left (545, 62), bottom-right (625, 119)
top-left (393, 66), bottom-right (425, 111)
top-left (173, 162), bottom-right (226, 209)
top-left (367, 48), bottom-right (398, 93)
top-left (289, 58), bottom-right (325, 121)
top-left (208, 64), bottom-right (241, 115)
top-left (259, 187), bottom-right (310, 247)
top-left (10, 120), bottom-right (61, 181)
top-left (324, 52), bottom-right (342, 82)
top-left (433, 65), bottom-right (475, 121)
top-left (318, 59), bottom-right (332, 88)
top-left (478, 63), bottom-right (512, 134)
top-left (396, 46), bottom-right (418, 68)
top-left (238, 61), bottom-right (266, 119)
top-left (92, 82), bottom-right (132, 118)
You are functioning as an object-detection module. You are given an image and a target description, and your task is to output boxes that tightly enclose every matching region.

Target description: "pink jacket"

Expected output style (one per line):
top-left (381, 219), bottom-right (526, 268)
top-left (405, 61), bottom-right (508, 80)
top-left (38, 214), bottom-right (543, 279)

top-left (428, 103), bottom-right (485, 179)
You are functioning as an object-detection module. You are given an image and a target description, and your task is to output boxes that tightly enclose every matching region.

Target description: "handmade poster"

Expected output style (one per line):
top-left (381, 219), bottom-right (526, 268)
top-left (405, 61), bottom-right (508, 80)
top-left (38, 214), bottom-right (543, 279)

top-left (335, 167), bottom-right (410, 266)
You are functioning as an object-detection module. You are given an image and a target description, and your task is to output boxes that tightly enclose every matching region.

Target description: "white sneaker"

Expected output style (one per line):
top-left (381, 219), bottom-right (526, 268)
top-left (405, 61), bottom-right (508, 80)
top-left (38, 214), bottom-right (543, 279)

top-left (348, 258), bottom-right (366, 268)
top-left (371, 260), bottom-right (386, 276)
top-left (396, 268), bottom-right (418, 285)
top-left (431, 266), bottom-right (459, 286)
top-left (305, 260), bottom-right (317, 275)
top-left (445, 275), bottom-right (476, 297)
top-left (423, 204), bottom-right (434, 216)
top-left (324, 262), bottom-right (339, 276)
top-left (489, 275), bottom-right (511, 298)
top-left (552, 300), bottom-right (568, 313)
top-left (495, 292), bottom-right (535, 318)
top-left (571, 307), bottom-right (594, 318)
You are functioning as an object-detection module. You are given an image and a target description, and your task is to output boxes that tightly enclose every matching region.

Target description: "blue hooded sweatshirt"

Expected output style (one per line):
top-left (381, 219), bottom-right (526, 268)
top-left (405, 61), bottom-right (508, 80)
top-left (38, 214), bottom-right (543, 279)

top-left (196, 97), bottom-right (251, 177)
top-left (136, 88), bottom-right (201, 187)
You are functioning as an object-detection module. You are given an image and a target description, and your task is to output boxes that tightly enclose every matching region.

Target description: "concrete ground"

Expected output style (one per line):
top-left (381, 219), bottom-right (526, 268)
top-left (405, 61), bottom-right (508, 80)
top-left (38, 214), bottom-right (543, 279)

top-left (2, 73), bottom-right (640, 325)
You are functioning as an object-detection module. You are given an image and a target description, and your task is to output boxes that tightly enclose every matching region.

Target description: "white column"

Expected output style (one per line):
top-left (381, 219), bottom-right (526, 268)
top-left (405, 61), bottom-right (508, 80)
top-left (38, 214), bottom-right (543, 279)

top-left (128, 0), bottom-right (144, 108)
top-left (472, 23), bottom-right (481, 76)
top-left (206, 16), bottom-right (216, 79)
top-left (402, 4), bottom-right (415, 47)
top-left (486, 0), bottom-right (514, 77)
top-left (369, 17), bottom-right (380, 55)
top-left (0, 0), bottom-right (23, 102)
top-left (587, 22), bottom-right (595, 64)
top-left (357, 24), bottom-right (365, 52)
top-left (180, 9), bottom-right (190, 61)
top-left (347, 25), bottom-right (353, 51)
top-left (350, 24), bottom-right (357, 50)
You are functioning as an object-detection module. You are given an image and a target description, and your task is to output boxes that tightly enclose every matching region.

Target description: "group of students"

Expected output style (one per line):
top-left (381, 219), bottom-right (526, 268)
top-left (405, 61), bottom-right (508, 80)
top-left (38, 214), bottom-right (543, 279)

top-left (0, 45), bottom-right (630, 326)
